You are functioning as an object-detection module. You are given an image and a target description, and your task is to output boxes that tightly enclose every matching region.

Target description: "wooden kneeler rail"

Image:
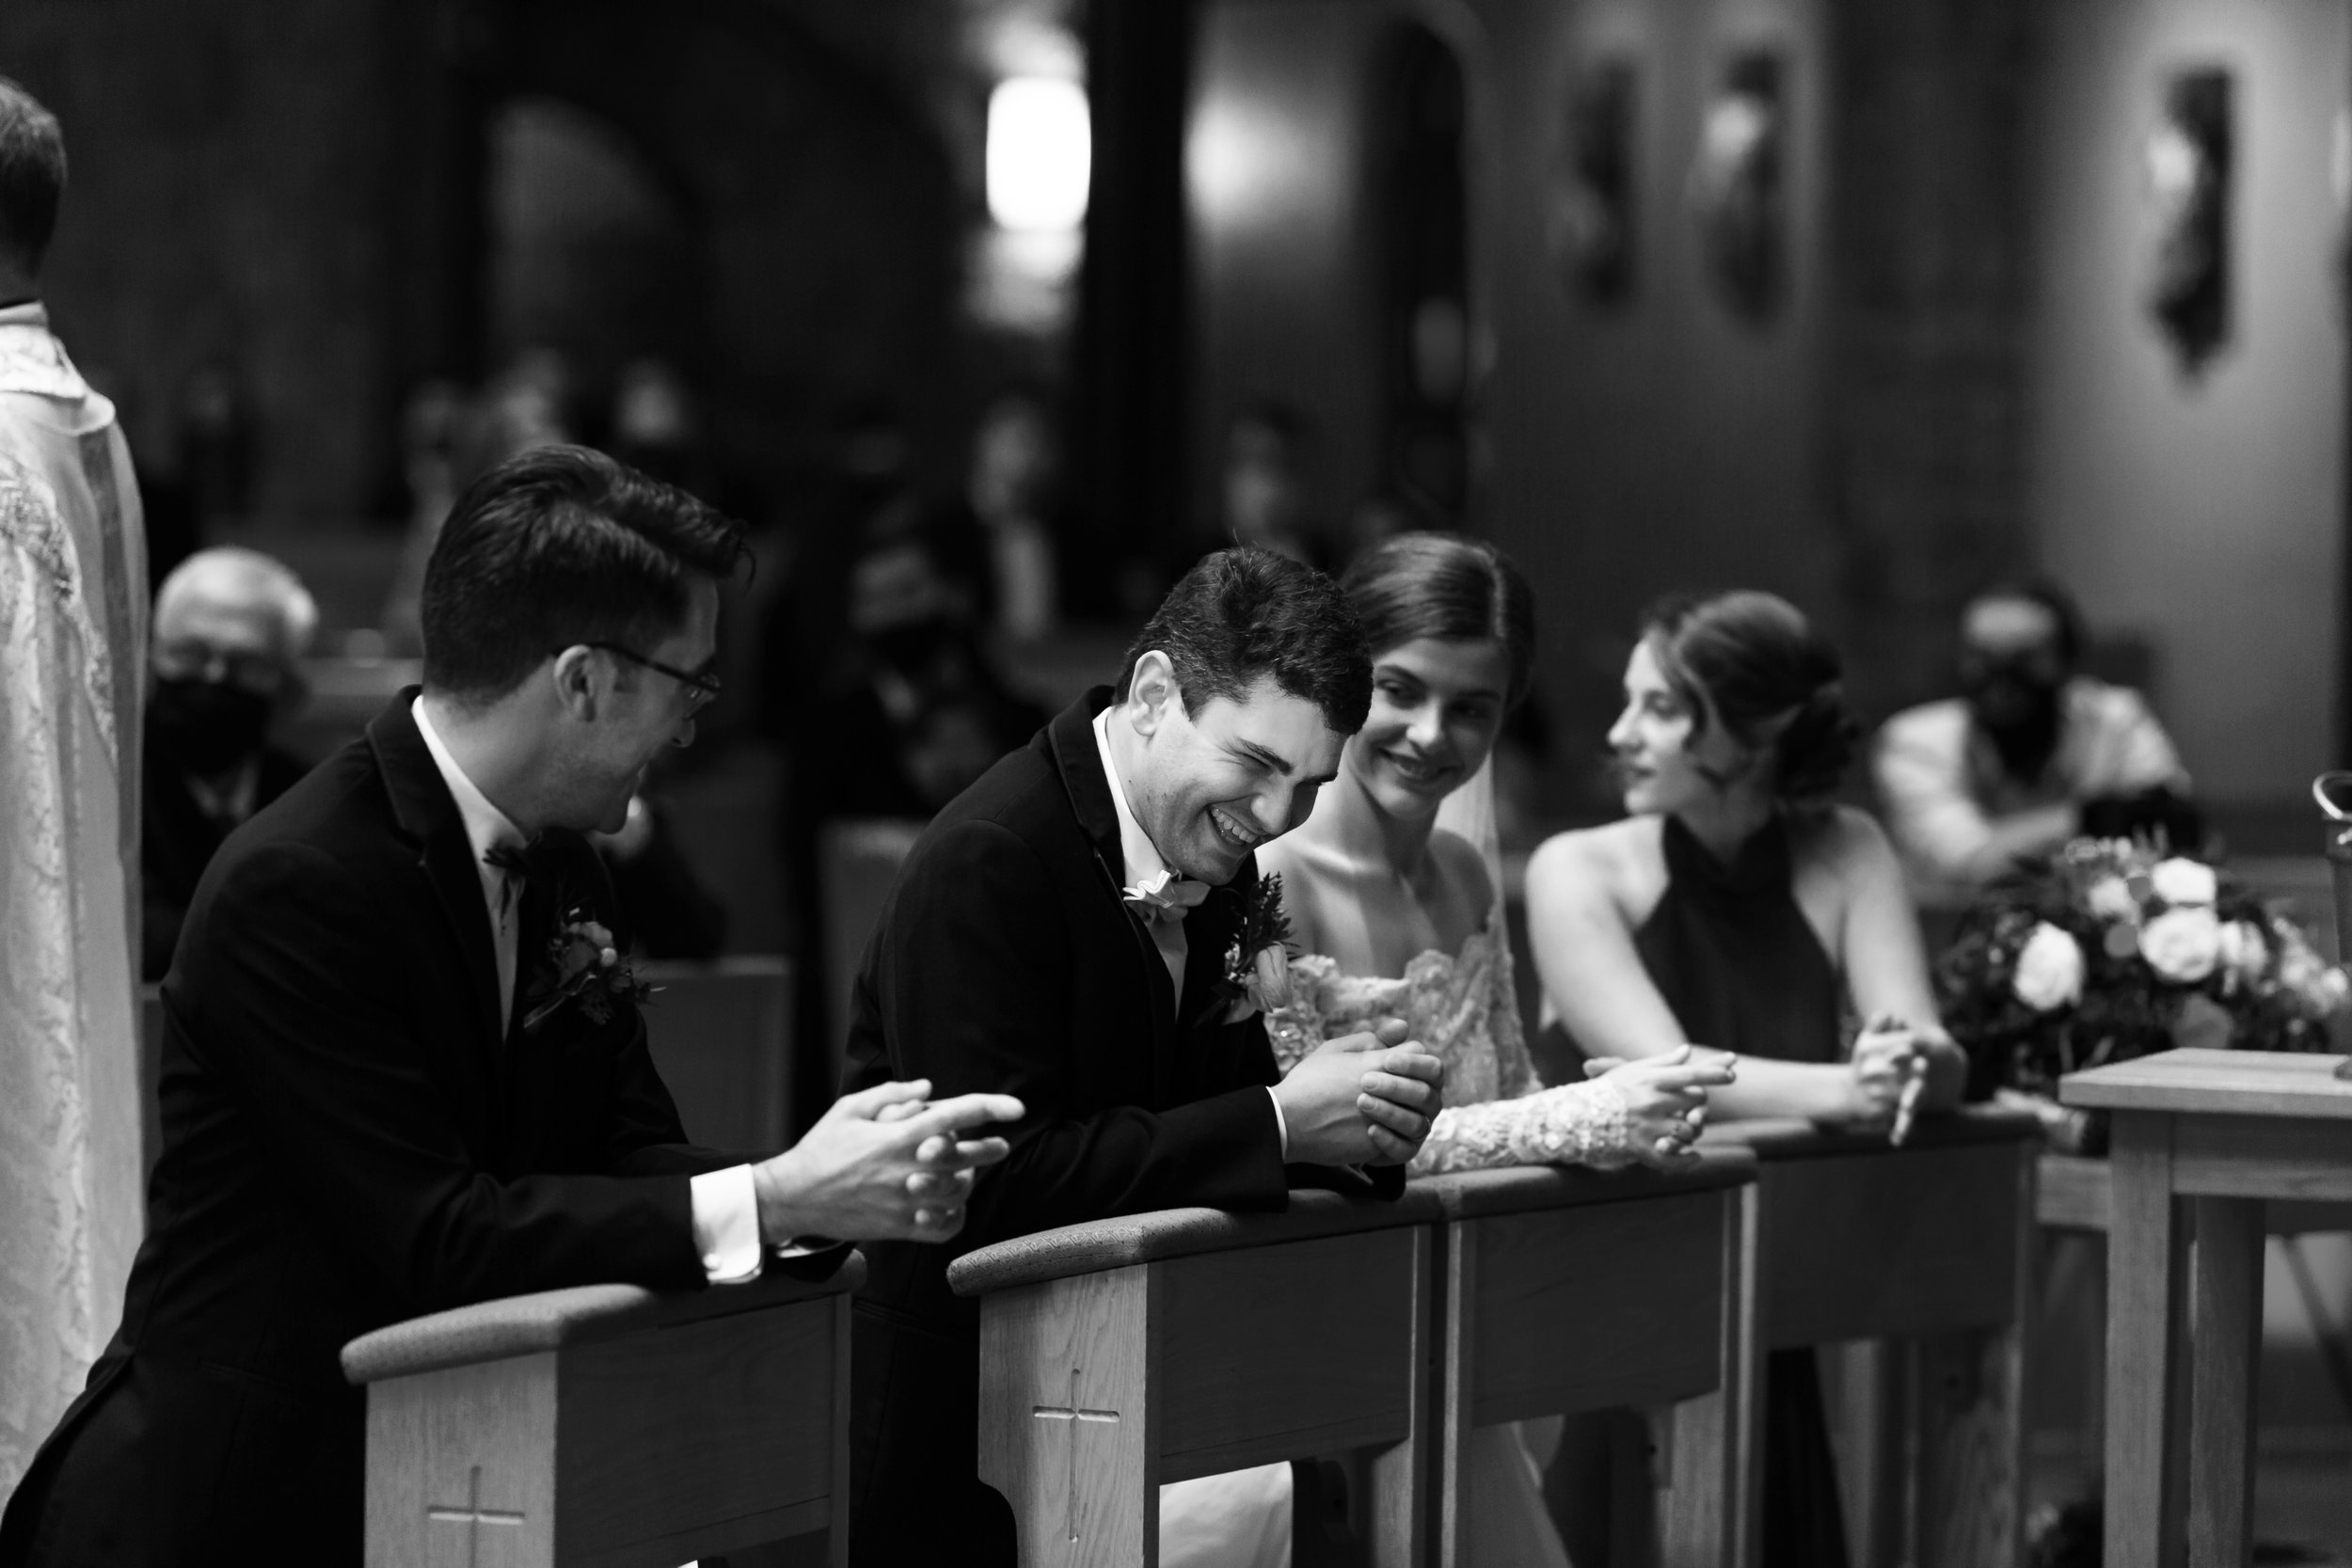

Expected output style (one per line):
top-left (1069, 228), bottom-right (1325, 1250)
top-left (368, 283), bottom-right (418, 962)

top-left (1704, 1108), bottom-right (2040, 1568)
top-left (947, 1187), bottom-right (1449, 1568)
top-left (342, 1254), bottom-right (863, 1568)
top-left (1418, 1150), bottom-right (1759, 1568)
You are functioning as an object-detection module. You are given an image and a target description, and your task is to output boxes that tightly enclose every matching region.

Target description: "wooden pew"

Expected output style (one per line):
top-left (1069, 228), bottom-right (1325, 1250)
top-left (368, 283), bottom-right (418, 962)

top-left (1418, 1150), bottom-right (1758, 1568)
top-left (1704, 1107), bottom-right (2039, 1568)
top-left (342, 1255), bottom-right (863, 1567)
top-left (946, 1187), bottom-right (1449, 1568)
top-left (2041, 1148), bottom-right (2352, 1236)
top-left (2034, 1150), bottom-right (2352, 1493)
top-left (639, 957), bottom-right (793, 1150)
top-left (2060, 1048), bottom-right (2352, 1567)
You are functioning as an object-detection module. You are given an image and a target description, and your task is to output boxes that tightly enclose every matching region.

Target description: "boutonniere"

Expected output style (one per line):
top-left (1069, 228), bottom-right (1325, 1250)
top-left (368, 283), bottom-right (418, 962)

top-left (1214, 873), bottom-right (1295, 1024)
top-left (520, 904), bottom-right (657, 1033)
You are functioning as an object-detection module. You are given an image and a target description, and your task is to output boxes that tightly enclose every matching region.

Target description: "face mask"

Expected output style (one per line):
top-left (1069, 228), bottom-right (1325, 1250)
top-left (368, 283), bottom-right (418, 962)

top-left (1963, 660), bottom-right (2064, 780)
top-left (868, 616), bottom-right (953, 675)
top-left (151, 676), bottom-right (273, 775)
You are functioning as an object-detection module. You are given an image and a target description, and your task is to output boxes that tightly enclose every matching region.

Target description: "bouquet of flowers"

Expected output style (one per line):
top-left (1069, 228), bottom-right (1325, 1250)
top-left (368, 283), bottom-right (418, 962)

top-left (1936, 839), bottom-right (2346, 1149)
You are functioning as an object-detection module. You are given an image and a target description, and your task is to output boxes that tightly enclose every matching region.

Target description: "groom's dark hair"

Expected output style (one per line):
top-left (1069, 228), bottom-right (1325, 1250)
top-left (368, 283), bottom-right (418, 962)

top-left (421, 444), bottom-right (746, 704)
top-left (1116, 546), bottom-right (1372, 733)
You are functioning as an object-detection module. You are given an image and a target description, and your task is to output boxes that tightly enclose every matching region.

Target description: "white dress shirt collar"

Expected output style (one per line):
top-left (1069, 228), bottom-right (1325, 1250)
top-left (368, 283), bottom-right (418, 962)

top-left (1092, 705), bottom-right (1169, 894)
top-left (1093, 705), bottom-right (1192, 1006)
top-left (411, 695), bottom-right (527, 867)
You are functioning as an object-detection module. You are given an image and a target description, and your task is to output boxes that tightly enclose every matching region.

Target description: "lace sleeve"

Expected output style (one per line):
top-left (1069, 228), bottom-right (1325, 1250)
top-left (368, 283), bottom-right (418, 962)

top-left (1408, 1078), bottom-right (1645, 1175)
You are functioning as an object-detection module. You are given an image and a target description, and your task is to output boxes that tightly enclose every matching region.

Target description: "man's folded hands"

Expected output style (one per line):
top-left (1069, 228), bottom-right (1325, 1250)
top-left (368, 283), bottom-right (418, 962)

top-left (753, 1079), bottom-right (1025, 1246)
top-left (1271, 1017), bottom-right (1445, 1167)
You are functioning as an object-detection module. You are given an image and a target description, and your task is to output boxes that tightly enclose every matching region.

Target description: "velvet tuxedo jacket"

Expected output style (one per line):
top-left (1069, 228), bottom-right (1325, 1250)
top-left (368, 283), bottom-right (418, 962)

top-left (838, 689), bottom-right (1397, 1562)
top-left (1, 695), bottom-right (749, 1568)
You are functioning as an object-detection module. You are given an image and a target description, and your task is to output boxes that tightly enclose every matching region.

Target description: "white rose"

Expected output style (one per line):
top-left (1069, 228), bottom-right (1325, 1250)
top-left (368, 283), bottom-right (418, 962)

top-left (2139, 905), bottom-right (2221, 983)
top-left (2011, 922), bottom-right (2086, 1012)
top-left (2086, 875), bottom-right (2140, 924)
top-left (2215, 920), bottom-right (2268, 987)
top-left (2150, 857), bottom-right (2218, 908)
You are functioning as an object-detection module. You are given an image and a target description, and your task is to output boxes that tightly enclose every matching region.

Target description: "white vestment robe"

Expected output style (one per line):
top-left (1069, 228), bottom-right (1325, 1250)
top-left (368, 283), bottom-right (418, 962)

top-left (0, 302), bottom-right (147, 1506)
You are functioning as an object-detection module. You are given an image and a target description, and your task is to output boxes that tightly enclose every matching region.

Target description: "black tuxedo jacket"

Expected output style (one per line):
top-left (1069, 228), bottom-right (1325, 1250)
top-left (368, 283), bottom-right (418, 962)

top-left (838, 689), bottom-right (1396, 1561)
top-left (1, 694), bottom-right (750, 1568)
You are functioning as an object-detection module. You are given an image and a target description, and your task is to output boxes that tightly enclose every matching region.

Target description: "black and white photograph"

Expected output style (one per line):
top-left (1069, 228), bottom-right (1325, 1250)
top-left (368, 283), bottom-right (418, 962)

top-left (5, 2), bottom-right (2352, 1564)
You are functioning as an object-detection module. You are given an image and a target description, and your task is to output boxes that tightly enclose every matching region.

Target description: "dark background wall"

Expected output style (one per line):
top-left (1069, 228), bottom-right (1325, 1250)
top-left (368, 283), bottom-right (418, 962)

top-left (1187, 0), bottom-right (2343, 822)
top-left (0, 0), bottom-right (971, 524)
top-left (2022, 0), bottom-right (2347, 806)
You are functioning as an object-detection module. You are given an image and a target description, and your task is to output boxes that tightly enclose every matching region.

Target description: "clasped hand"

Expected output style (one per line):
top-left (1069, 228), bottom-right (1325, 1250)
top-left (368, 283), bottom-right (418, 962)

top-left (752, 1079), bottom-right (1025, 1247)
top-left (1273, 1019), bottom-right (1446, 1166)
top-left (1581, 1046), bottom-right (1738, 1167)
top-left (1846, 1016), bottom-right (1954, 1131)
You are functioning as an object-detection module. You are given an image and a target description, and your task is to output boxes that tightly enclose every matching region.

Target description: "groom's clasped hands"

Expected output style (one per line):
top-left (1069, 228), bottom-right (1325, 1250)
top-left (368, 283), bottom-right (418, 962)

top-left (1272, 1017), bottom-right (1447, 1165)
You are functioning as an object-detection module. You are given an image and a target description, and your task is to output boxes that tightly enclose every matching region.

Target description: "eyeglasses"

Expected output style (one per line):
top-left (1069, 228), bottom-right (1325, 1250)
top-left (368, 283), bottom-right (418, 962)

top-left (570, 641), bottom-right (723, 710)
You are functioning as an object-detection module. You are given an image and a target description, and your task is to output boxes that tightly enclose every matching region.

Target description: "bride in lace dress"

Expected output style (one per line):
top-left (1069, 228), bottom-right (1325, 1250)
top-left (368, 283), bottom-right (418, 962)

top-left (1158, 534), bottom-right (1734, 1568)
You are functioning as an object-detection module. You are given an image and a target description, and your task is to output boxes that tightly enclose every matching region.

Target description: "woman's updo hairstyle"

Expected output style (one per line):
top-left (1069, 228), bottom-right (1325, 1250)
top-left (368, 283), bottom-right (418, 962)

top-left (1341, 531), bottom-right (1536, 709)
top-left (1639, 589), bottom-right (1859, 804)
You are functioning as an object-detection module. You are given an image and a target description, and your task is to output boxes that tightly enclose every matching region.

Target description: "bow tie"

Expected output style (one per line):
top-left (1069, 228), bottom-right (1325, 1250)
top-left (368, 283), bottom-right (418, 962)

top-left (484, 843), bottom-right (539, 879)
top-left (1123, 870), bottom-right (1211, 926)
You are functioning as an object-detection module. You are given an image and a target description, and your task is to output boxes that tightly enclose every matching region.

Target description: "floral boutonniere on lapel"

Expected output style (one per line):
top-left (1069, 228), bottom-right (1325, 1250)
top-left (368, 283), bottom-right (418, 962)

top-left (1214, 873), bottom-right (1295, 1025)
top-left (520, 904), bottom-right (658, 1034)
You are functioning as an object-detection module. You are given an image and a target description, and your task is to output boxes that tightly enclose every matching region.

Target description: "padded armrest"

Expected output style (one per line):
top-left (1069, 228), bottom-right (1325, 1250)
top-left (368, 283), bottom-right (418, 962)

top-left (1701, 1102), bottom-right (2042, 1161)
top-left (342, 1248), bottom-right (864, 1386)
top-left (1412, 1146), bottom-right (1756, 1221)
top-left (948, 1185), bottom-right (1447, 1298)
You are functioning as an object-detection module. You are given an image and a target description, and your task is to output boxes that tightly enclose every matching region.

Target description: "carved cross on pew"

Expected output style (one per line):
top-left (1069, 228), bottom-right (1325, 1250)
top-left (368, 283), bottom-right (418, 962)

top-left (426, 1465), bottom-right (525, 1568)
top-left (1032, 1366), bottom-right (1122, 1543)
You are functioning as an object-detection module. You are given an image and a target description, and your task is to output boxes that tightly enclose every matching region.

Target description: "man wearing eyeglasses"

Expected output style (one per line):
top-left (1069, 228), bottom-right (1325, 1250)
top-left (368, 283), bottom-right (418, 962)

top-left (1, 445), bottom-right (1024, 1567)
top-left (140, 546), bottom-right (319, 979)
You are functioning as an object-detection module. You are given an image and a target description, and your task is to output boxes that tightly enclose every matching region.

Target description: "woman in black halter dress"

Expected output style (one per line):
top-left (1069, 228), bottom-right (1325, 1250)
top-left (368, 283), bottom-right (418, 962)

top-left (1527, 590), bottom-right (1967, 1567)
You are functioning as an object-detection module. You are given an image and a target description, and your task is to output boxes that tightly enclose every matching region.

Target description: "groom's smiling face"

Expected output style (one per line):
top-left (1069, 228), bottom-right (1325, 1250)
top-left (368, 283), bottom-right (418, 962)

top-left (1120, 653), bottom-right (1348, 885)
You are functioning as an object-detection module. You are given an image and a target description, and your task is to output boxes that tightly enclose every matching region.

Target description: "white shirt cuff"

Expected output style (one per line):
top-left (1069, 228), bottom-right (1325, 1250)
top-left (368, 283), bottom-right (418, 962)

top-left (1264, 1086), bottom-right (1289, 1160)
top-left (690, 1164), bottom-right (763, 1285)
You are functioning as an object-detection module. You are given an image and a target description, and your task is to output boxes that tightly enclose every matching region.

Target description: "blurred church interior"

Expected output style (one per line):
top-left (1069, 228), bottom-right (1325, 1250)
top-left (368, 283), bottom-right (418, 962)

top-left (10, 0), bottom-right (2352, 1552)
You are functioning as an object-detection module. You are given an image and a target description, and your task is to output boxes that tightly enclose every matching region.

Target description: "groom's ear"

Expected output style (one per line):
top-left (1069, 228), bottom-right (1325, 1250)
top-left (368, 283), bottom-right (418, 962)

top-left (1125, 650), bottom-right (1179, 736)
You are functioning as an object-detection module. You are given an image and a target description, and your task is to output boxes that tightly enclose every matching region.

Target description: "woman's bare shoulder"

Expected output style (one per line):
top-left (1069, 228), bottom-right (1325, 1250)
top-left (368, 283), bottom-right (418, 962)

top-left (1426, 827), bottom-right (1495, 914)
top-left (1528, 817), bottom-right (1661, 909)
top-left (1790, 804), bottom-right (1896, 863)
top-left (1789, 804), bottom-right (1904, 894)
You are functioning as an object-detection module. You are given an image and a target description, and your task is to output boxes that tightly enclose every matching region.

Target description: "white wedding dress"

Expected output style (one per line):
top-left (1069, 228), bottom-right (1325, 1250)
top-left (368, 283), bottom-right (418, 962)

top-left (1160, 914), bottom-right (1649, 1568)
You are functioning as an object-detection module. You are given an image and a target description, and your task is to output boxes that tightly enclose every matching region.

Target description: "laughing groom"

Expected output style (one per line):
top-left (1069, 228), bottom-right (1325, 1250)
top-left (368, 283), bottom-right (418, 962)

top-left (843, 546), bottom-right (1447, 1561)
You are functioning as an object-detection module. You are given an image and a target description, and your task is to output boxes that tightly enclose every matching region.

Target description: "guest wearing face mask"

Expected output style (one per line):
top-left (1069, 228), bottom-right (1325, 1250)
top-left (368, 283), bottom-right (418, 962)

top-left (1873, 578), bottom-right (2195, 906)
top-left (141, 547), bottom-right (318, 979)
top-left (776, 515), bottom-right (1047, 1130)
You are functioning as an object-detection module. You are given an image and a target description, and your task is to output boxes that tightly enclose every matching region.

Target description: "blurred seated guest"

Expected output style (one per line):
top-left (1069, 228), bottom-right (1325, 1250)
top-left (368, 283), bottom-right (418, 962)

top-left (141, 547), bottom-right (316, 978)
top-left (590, 783), bottom-right (729, 961)
top-left (960, 386), bottom-right (1062, 641)
top-left (811, 518), bottom-right (1050, 816)
top-left (1874, 578), bottom-right (2195, 903)
top-left (1527, 589), bottom-right (1965, 1568)
top-left (1218, 400), bottom-right (1327, 568)
top-left (779, 518), bottom-right (1048, 1126)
